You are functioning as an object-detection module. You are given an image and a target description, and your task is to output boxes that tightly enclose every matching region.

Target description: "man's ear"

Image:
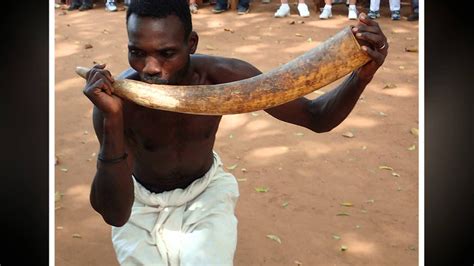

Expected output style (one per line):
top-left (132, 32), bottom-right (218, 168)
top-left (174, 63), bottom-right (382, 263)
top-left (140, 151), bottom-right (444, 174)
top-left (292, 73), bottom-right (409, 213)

top-left (187, 31), bottom-right (198, 54)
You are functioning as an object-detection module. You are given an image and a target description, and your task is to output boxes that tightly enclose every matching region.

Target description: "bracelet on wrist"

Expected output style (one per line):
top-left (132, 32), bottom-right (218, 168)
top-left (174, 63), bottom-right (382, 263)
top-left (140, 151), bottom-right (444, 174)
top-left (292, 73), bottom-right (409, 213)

top-left (98, 152), bottom-right (128, 164)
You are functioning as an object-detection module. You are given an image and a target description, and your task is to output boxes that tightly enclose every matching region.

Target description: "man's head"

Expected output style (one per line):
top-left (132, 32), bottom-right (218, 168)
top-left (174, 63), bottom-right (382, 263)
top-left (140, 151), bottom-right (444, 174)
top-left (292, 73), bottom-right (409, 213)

top-left (126, 0), bottom-right (198, 85)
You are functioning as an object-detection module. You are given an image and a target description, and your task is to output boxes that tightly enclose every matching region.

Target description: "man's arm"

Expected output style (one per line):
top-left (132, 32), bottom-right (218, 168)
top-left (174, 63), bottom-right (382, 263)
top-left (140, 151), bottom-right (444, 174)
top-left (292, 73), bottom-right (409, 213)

top-left (264, 14), bottom-right (388, 133)
top-left (84, 64), bottom-right (135, 227)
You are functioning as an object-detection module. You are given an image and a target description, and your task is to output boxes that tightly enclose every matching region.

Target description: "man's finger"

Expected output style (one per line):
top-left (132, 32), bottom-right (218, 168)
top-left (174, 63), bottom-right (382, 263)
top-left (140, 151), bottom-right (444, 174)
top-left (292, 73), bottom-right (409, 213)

top-left (93, 63), bottom-right (106, 69)
top-left (352, 24), bottom-right (381, 34)
top-left (361, 45), bottom-right (384, 65)
top-left (355, 32), bottom-right (385, 49)
top-left (358, 13), bottom-right (378, 27)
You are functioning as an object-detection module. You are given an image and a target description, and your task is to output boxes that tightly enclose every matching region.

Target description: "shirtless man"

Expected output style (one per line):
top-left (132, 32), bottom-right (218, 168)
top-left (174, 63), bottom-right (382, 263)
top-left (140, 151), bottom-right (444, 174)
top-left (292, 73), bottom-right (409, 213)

top-left (83, 0), bottom-right (388, 264)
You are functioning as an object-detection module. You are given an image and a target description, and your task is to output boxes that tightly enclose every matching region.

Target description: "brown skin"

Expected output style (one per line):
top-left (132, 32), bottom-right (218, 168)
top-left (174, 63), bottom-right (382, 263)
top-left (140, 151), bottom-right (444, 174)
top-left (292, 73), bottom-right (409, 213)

top-left (83, 13), bottom-right (387, 227)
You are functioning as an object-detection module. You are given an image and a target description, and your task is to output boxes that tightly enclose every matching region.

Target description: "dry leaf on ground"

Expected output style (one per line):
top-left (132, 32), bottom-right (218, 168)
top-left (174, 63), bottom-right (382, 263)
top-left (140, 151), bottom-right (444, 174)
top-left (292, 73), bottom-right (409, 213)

top-left (379, 165), bottom-right (394, 171)
top-left (226, 164), bottom-right (238, 170)
top-left (266, 234), bottom-right (282, 244)
top-left (383, 83), bottom-right (397, 89)
top-left (342, 132), bottom-right (354, 138)
top-left (340, 202), bottom-right (354, 207)
top-left (255, 187), bottom-right (269, 193)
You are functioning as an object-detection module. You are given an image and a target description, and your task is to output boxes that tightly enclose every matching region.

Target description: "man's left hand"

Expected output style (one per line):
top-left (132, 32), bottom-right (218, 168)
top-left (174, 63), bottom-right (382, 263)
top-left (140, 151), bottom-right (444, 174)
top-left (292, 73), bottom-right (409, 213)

top-left (352, 12), bottom-right (389, 82)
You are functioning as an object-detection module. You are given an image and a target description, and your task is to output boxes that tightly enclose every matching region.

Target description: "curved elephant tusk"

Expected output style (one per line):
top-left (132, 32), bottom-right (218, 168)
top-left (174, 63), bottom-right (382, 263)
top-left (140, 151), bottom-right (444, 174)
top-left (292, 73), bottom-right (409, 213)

top-left (76, 26), bottom-right (370, 115)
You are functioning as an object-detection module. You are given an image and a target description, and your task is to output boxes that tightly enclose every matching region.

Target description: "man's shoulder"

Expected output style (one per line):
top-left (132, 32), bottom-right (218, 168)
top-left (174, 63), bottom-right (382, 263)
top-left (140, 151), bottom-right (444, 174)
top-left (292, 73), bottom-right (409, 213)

top-left (192, 54), bottom-right (262, 84)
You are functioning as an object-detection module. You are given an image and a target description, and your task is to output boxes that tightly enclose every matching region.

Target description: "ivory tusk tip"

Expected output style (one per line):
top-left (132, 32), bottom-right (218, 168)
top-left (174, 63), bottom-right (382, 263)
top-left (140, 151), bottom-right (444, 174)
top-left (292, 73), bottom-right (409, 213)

top-left (75, 66), bottom-right (90, 79)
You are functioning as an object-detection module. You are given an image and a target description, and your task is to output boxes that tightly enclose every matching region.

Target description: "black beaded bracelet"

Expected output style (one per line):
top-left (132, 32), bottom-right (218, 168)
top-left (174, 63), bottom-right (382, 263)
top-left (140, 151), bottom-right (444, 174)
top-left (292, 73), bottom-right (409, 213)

top-left (98, 152), bottom-right (128, 163)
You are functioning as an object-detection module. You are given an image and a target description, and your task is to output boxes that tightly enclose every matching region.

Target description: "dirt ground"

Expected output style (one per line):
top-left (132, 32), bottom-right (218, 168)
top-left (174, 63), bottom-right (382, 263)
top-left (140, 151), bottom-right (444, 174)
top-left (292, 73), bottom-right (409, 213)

top-left (55, 1), bottom-right (419, 265)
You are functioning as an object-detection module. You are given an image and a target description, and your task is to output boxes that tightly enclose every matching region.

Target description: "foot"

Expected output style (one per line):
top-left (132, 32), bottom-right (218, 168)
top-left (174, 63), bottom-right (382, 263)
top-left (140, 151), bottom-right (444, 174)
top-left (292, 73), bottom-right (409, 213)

top-left (189, 3), bottom-right (198, 14)
top-left (348, 6), bottom-right (357, 20)
top-left (237, 6), bottom-right (249, 15)
top-left (407, 12), bottom-right (419, 21)
top-left (319, 6), bottom-right (332, 19)
top-left (79, 4), bottom-right (93, 11)
top-left (67, 3), bottom-right (81, 11)
top-left (297, 3), bottom-right (310, 17)
top-left (391, 10), bottom-right (401, 20)
top-left (212, 4), bottom-right (227, 13)
top-left (274, 4), bottom-right (290, 18)
top-left (105, 1), bottom-right (117, 12)
top-left (367, 10), bottom-right (380, 19)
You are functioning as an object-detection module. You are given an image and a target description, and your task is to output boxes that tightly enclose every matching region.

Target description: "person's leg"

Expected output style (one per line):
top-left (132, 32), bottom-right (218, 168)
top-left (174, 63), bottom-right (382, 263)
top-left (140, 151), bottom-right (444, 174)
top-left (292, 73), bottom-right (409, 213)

top-left (105, 0), bottom-right (118, 12)
top-left (179, 169), bottom-right (239, 265)
top-left (389, 0), bottom-right (400, 20)
top-left (79, 0), bottom-right (93, 11)
top-left (189, 0), bottom-right (199, 14)
top-left (368, 0), bottom-right (380, 19)
top-left (67, 0), bottom-right (82, 10)
top-left (319, 0), bottom-right (332, 19)
top-left (407, 0), bottom-right (418, 21)
top-left (297, 0), bottom-right (310, 17)
top-left (213, 0), bottom-right (229, 13)
top-left (348, 0), bottom-right (357, 19)
top-left (237, 0), bottom-right (250, 14)
top-left (274, 0), bottom-right (290, 18)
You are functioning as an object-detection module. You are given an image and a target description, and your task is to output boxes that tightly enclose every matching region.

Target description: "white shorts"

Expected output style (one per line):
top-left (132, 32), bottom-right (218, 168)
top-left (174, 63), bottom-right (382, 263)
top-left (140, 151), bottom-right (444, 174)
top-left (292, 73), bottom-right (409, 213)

top-left (111, 152), bottom-right (240, 266)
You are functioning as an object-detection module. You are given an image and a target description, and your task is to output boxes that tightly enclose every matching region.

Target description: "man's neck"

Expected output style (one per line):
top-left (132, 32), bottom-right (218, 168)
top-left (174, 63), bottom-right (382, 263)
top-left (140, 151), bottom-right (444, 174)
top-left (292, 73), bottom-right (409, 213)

top-left (176, 56), bottom-right (198, 86)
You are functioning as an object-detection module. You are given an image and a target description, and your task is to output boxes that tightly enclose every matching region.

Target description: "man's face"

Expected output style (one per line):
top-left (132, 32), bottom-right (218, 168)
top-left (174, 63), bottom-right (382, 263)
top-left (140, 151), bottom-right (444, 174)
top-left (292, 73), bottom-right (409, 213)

top-left (127, 14), bottom-right (193, 85)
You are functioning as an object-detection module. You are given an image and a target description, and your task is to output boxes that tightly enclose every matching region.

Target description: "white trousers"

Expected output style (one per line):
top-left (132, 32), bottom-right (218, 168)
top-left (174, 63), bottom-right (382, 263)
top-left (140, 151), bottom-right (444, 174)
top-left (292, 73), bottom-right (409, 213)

top-left (111, 152), bottom-right (240, 266)
top-left (370, 0), bottom-right (400, 11)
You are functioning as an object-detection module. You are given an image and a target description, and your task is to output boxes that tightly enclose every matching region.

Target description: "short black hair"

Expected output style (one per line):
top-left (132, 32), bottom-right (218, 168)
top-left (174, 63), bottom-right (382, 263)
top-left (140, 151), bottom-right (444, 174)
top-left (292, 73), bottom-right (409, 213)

top-left (126, 0), bottom-right (192, 39)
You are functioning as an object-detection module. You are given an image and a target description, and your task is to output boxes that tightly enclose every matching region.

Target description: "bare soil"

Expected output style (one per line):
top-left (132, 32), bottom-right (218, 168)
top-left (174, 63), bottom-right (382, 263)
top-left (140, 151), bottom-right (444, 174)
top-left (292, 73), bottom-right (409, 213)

top-left (55, 1), bottom-right (419, 265)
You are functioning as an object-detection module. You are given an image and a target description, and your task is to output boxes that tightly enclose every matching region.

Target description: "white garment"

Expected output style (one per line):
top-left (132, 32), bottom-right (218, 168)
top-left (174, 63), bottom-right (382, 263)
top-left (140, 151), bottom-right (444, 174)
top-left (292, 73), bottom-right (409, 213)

top-left (370, 0), bottom-right (400, 11)
top-left (112, 152), bottom-right (240, 266)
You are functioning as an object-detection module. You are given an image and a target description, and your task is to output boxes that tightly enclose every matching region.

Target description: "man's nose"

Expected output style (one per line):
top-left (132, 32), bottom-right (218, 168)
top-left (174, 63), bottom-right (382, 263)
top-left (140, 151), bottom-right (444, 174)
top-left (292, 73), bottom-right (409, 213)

top-left (142, 56), bottom-right (162, 76)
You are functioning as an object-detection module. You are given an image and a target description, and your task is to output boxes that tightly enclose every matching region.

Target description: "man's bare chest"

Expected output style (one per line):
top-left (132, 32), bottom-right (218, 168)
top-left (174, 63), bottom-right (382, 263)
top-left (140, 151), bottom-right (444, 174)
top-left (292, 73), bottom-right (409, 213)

top-left (123, 104), bottom-right (222, 151)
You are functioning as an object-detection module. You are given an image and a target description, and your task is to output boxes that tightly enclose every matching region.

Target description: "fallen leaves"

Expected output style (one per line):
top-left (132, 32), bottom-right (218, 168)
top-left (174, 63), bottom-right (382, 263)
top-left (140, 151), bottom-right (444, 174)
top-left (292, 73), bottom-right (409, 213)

top-left (340, 202), bottom-right (354, 207)
top-left (72, 233), bottom-right (82, 239)
top-left (382, 83), bottom-right (397, 89)
top-left (340, 245), bottom-right (348, 251)
top-left (410, 128), bottom-right (419, 136)
top-left (237, 178), bottom-right (247, 182)
top-left (266, 234), bottom-right (282, 244)
top-left (405, 46), bottom-right (418, 53)
top-left (379, 165), bottom-right (394, 171)
top-left (282, 201), bottom-right (289, 208)
top-left (224, 28), bottom-right (234, 33)
top-left (294, 132), bottom-right (304, 137)
top-left (60, 168), bottom-right (68, 173)
top-left (55, 191), bottom-right (63, 202)
top-left (342, 131), bottom-right (354, 138)
top-left (295, 33), bottom-right (303, 37)
top-left (84, 43), bottom-right (93, 49)
top-left (336, 212), bottom-right (350, 216)
top-left (226, 164), bottom-right (238, 170)
top-left (408, 145), bottom-right (416, 151)
top-left (332, 234), bottom-right (341, 240)
top-left (255, 187), bottom-right (269, 193)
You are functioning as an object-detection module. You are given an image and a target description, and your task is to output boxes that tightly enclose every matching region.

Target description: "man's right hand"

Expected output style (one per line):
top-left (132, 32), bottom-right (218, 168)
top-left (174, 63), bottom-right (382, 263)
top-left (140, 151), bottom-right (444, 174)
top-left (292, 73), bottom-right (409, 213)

top-left (83, 64), bottom-right (123, 117)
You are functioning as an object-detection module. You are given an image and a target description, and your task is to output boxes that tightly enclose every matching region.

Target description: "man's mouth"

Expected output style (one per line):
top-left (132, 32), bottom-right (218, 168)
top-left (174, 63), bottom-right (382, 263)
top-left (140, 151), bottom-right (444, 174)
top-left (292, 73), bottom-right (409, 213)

top-left (141, 74), bottom-right (169, 85)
